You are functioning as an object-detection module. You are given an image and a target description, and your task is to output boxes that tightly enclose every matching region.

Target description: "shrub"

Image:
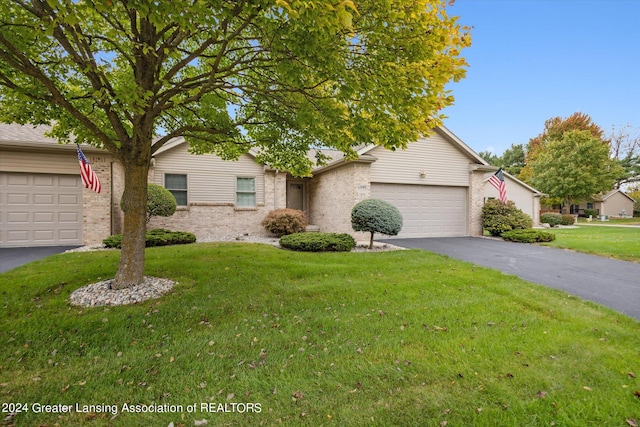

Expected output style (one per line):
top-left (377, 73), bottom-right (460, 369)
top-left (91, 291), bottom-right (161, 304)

top-left (583, 208), bottom-right (597, 217)
top-left (481, 199), bottom-right (533, 236)
top-left (561, 214), bottom-right (575, 225)
top-left (279, 232), bottom-right (356, 252)
top-left (540, 212), bottom-right (563, 227)
top-left (103, 228), bottom-right (196, 248)
top-left (262, 209), bottom-right (307, 237)
top-left (351, 199), bottom-right (403, 249)
top-left (120, 183), bottom-right (177, 223)
top-left (501, 229), bottom-right (556, 243)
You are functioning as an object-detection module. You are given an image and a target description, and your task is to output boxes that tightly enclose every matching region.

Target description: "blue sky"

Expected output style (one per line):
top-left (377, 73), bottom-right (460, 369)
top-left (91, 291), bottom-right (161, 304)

top-left (442, 0), bottom-right (640, 156)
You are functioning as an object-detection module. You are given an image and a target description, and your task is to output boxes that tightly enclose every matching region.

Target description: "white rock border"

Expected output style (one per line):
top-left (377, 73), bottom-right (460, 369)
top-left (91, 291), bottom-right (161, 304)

top-left (69, 276), bottom-right (175, 307)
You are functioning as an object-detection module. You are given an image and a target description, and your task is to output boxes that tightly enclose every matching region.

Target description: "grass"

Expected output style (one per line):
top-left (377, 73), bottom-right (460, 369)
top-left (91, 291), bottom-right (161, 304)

top-left (540, 225), bottom-right (640, 262)
top-left (1, 243), bottom-right (639, 426)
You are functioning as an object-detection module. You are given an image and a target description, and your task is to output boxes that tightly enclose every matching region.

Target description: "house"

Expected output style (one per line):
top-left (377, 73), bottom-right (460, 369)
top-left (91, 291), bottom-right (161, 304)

top-left (483, 170), bottom-right (544, 222)
top-left (1, 124), bottom-right (543, 247)
top-left (570, 189), bottom-right (636, 218)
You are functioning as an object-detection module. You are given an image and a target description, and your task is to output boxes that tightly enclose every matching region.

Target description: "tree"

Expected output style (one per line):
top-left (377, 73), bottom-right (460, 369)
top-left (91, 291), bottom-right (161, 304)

top-left (0, 1), bottom-right (470, 289)
top-left (608, 124), bottom-right (640, 188)
top-left (480, 143), bottom-right (526, 176)
top-left (351, 199), bottom-right (403, 249)
top-left (500, 143), bottom-right (526, 176)
top-left (520, 112), bottom-right (606, 183)
top-left (528, 130), bottom-right (624, 209)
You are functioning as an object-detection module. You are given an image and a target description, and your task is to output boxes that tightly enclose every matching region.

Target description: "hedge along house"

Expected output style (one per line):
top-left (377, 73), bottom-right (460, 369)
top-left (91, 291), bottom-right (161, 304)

top-left (1, 123), bottom-right (543, 247)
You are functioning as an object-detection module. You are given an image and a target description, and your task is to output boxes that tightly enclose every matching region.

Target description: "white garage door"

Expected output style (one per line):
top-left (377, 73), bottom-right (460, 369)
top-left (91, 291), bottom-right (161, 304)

top-left (370, 183), bottom-right (467, 238)
top-left (0, 172), bottom-right (83, 247)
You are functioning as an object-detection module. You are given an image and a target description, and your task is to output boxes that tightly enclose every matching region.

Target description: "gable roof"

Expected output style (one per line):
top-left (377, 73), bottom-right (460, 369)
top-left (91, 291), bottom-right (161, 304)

top-left (0, 123), bottom-right (100, 152)
top-left (500, 169), bottom-right (546, 196)
top-left (601, 188), bottom-right (636, 203)
top-left (355, 125), bottom-right (489, 166)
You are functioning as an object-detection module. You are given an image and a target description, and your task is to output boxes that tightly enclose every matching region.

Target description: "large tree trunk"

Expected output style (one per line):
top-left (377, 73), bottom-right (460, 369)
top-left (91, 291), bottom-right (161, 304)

top-left (112, 151), bottom-right (151, 290)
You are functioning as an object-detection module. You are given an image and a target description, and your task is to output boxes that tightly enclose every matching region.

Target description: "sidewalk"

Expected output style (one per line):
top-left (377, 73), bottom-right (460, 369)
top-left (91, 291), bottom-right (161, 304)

top-left (577, 222), bottom-right (640, 228)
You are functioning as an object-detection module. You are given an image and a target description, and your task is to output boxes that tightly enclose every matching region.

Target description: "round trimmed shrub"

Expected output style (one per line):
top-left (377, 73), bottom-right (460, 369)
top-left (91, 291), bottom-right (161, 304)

top-left (103, 228), bottom-right (196, 248)
top-left (262, 209), bottom-right (307, 237)
top-left (561, 214), bottom-right (575, 225)
top-left (351, 199), bottom-right (403, 249)
top-left (583, 208), bottom-right (597, 218)
top-left (120, 183), bottom-right (177, 223)
top-left (501, 229), bottom-right (556, 243)
top-left (481, 199), bottom-right (533, 236)
top-left (279, 232), bottom-right (356, 252)
top-left (540, 212), bottom-right (563, 227)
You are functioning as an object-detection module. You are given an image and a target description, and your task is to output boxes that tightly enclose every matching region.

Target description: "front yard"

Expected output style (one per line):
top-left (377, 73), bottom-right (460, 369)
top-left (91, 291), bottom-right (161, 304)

top-left (540, 224), bottom-right (640, 262)
top-left (1, 243), bottom-right (639, 426)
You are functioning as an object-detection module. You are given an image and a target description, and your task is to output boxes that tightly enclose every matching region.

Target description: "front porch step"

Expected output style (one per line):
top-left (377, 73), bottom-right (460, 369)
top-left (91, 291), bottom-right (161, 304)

top-left (306, 225), bottom-right (320, 232)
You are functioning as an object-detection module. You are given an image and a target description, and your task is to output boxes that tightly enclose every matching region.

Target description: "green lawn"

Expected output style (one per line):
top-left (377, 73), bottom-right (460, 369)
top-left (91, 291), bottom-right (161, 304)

top-left (540, 225), bottom-right (640, 262)
top-left (1, 243), bottom-right (639, 426)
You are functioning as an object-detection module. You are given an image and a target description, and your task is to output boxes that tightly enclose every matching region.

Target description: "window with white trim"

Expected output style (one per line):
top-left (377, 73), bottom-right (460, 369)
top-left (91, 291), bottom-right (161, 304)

top-left (165, 173), bottom-right (188, 206)
top-left (236, 177), bottom-right (256, 207)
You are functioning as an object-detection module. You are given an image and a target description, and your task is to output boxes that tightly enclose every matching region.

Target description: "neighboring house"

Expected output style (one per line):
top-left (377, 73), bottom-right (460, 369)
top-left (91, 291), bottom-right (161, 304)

top-left (1, 124), bottom-right (543, 247)
top-left (570, 189), bottom-right (636, 217)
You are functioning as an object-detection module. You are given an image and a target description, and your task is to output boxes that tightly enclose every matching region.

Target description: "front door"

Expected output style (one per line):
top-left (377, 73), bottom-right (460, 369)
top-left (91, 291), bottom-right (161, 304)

top-left (287, 182), bottom-right (305, 211)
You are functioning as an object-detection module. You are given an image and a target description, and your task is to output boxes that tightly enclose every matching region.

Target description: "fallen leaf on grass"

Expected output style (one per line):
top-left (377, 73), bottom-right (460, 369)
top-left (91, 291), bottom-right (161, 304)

top-left (536, 391), bottom-right (547, 399)
top-left (194, 420), bottom-right (208, 426)
top-left (292, 390), bottom-right (304, 401)
top-left (583, 386), bottom-right (592, 391)
top-left (626, 419), bottom-right (638, 427)
top-left (628, 372), bottom-right (636, 378)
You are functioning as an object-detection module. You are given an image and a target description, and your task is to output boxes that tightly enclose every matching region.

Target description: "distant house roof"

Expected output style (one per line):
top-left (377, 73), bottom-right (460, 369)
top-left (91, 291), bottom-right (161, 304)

top-left (601, 188), bottom-right (636, 203)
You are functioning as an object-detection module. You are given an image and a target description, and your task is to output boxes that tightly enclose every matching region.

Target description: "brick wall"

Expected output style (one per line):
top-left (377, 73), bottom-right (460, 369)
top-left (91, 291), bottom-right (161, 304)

top-left (83, 153), bottom-right (113, 245)
top-left (468, 169), bottom-right (485, 237)
top-left (308, 161), bottom-right (372, 240)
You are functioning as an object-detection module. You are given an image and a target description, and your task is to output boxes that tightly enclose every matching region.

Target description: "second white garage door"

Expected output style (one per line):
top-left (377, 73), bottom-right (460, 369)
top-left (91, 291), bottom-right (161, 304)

top-left (370, 183), bottom-right (467, 238)
top-left (0, 172), bottom-right (83, 247)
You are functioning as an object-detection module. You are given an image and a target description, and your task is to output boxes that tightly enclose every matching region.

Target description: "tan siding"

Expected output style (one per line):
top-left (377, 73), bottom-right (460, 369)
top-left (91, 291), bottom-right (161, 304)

top-left (368, 133), bottom-right (472, 186)
top-left (0, 150), bottom-right (78, 174)
top-left (601, 192), bottom-right (634, 217)
top-left (484, 174), bottom-right (539, 223)
top-left (152, 143), bottom-right (265, 204)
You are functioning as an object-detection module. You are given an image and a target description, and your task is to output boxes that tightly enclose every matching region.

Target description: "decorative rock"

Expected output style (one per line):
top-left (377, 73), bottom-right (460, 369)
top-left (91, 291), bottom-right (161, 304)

top-left (69, 276), bottom-right (175, 307)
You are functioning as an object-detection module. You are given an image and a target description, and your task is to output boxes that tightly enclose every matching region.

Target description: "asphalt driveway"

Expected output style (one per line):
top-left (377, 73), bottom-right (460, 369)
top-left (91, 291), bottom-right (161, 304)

top-left (380, 237), bottom-right (640, 322)
top-left (0, 246), bottom-right (80, 273)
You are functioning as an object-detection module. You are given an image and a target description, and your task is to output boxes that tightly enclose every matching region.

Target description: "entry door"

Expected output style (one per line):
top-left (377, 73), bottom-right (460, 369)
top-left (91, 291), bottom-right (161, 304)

top-left (287, 183), bottom-right (305, 211)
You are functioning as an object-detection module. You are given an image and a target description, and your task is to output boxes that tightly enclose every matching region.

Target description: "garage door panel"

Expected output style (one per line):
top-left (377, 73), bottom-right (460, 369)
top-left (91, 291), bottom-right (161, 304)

top-left (371, 183), bottom-right (467, 238)
top-left (1, 172), bottom-right (82, 247)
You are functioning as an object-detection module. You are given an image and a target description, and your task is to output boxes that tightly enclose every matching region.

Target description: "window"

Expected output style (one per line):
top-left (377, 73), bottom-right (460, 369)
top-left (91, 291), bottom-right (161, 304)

top-left (236, 177), bottom-right (256, 207)
top-left (165, 174), bottom-right (187, 206)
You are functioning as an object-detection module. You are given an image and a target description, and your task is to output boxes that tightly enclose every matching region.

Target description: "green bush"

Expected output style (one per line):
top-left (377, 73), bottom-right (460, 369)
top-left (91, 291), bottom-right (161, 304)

top-left (120, 183), bottom-right (177, 223)
top-left (501, 229), bottom-right (556, 243)
top-left (540, 212), bottom-right (563, 227)
top-left (279, 232), bottom-right (356, 252)
top-left (481, 199), bottom-right (533, 236)
top-left (351, 199), bottom-right (403, 248)
top-left (583, 208), bottom-right (597, 217)
top-left (561, 214), bottom-right (575, 225)
top-left (261, 209), bottom-right (307, 237)
top-left (103, 228), bottom-right (196, 248)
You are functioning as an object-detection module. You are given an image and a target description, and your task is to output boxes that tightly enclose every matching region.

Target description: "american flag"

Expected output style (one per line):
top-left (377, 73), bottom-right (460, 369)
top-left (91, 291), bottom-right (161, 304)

top-left (488, 168), bottom-right (507, 203)
top-left (77, 145), bottom-right (102, 193)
